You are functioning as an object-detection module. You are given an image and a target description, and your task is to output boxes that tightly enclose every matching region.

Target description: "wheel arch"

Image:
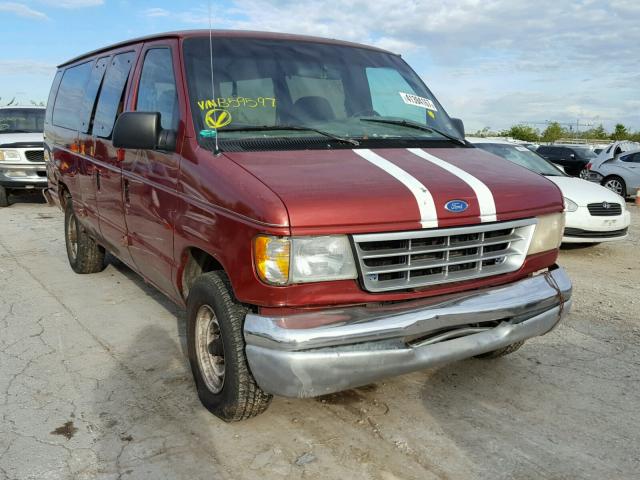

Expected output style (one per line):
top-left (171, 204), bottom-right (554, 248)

top-left (601, 174), bottom-right (627, 197)
top-left (178, 247), bottom-right (229, 301)
top-left (57, 180), bottom-right (71, 208)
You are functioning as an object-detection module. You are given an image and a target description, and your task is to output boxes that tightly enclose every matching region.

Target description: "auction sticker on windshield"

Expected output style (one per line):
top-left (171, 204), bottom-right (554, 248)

top-left (399, 92), bottom-right (438, 111)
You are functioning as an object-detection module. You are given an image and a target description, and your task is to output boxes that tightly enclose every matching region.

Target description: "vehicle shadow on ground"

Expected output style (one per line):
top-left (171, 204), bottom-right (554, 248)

top-left (104, 254), bottom-right (188, 357)
top-left (418, 338), bottom-right (636, 479)
top-left (5, 190), bottom-right (48, 206)
top-left (560, 243), bottom-right (602, 250)
top-left (89, 324), bottom-right (225, 479)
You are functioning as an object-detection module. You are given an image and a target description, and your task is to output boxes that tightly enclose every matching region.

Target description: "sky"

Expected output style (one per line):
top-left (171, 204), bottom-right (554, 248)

top-left (2, 0), bottom-right (639, 133)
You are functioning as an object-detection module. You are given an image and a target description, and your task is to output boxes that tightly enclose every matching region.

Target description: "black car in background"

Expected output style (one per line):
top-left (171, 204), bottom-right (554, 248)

top-left (536, 145), bottom-right (598, 177)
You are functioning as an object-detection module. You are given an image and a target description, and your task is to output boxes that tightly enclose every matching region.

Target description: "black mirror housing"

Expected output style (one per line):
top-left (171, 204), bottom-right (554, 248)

top-left (451, 117), bottom-right (465, 138)
top-left (112, 112), bottom-right (176, 151)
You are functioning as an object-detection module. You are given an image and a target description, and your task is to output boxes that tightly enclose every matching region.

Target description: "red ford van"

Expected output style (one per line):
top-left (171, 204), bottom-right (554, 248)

top-left (44, 30), bottom-right (571, 421)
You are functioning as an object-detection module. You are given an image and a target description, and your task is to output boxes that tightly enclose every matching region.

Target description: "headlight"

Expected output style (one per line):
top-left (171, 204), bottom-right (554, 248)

top-left (254, 235), bottom-right (357, 285)
top-left (0, 149), bottom-right (21, 162)
top-left (528, 213), bottom-right (565, 255)
top-left (563, 197), bottom-right (578, 212)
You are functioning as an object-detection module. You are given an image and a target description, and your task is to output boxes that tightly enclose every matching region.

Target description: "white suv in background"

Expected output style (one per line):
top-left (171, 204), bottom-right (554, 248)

top-left (0, 106), bottom-right (46, 207)
top-left (469, 138), bottom-right (631, 243)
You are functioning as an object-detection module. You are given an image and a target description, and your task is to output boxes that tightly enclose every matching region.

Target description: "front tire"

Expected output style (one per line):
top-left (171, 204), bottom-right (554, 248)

top-left (475, 341), bottom-right (524, 359)
top-left (602, 175), bottom-right (626, 198)
top-left (0, 186), bottom-right (9, 207)
top-left (64, 200), bottom-right (106, 273)
top-left (187, 271), bottom-right (271, 421)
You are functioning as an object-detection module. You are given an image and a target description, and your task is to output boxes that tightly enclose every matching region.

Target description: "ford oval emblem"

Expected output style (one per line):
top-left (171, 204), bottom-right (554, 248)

top-left (444, 200), bottom-right (469, 213)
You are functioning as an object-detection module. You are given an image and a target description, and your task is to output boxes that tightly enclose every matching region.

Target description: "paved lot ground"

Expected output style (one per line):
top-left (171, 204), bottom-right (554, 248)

top-left (1, 194), bottom-right (639, 480)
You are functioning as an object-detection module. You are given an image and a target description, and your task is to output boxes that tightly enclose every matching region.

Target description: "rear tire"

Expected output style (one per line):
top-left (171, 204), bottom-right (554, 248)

top-left (64, 200), bottom-right (106, 273)
top-left (187, 271), bottom-right (271, 421)
top-left (0, 186), bottom-right (9, 207)
top-left (602, 175), bottom-right (626, 198)
top-left (475, 341), bottom-right (524, 359)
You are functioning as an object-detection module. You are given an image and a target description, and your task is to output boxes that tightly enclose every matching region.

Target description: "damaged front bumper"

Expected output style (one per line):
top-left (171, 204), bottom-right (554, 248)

top-left (244, 266), bottom-right (572, 398)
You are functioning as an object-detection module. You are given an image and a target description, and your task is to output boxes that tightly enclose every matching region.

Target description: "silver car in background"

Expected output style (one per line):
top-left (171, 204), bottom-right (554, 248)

top-left (0, 106), bottom-right (47, 207)
top-left (587, 147), bottom-right (640, 198)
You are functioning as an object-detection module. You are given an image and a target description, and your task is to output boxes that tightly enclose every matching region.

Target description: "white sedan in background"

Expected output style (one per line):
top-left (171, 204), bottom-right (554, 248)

top-left (470, 138), bottom-right (631, 243)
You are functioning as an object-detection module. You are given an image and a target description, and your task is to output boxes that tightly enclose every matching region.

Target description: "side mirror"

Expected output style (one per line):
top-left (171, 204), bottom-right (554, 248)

top-left (451, 118), bottom-right (465, 138)
top-left (112, 112), bottom-right (176, 151)
top-left (569, 153), bottom-right (576, 159)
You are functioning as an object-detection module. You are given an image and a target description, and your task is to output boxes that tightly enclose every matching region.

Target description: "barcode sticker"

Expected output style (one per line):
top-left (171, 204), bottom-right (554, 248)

top-left (399, 92), bottom-right (438, 111)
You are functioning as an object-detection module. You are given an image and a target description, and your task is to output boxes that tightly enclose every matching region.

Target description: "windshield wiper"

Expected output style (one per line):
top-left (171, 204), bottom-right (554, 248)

top-left (360, 118), bottom-right (466, 146)
top-left (221, 125), bottom-right (359, 146)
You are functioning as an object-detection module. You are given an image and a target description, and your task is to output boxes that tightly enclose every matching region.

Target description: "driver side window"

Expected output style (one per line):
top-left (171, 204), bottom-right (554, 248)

top-left (136, 48), bottom-right (178, 130)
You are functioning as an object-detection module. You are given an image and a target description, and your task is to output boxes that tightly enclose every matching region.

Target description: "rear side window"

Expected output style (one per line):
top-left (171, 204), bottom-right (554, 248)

top-left (45, 71), bottom-right (63, 125)
top-left (80, 57), bottom-right (109, 133)
top-left (286, 75), bottom-right (345, 119)
top-left (622, 153), bottom-right (640, 163)
top-left (136, 49), bottom-right (178, 130)
top-left (53, 62), bottom-right (92, 130)
top-left (93, 52), bottom-right (136, 138)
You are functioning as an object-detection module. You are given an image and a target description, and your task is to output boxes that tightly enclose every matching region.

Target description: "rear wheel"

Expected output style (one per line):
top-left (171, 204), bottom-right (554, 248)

top-left (187, 271), bottom-right (271, 421)
top-left (64, 200), bottom-right (106, 273)
top-left (602, 175), bottom-right (626, 198)
top-left (0, 186), bottom-right (9, 207)
top-left (475, 341), bottom-right (524, 359)
top-left (579, 168), bottom-right (590, 180)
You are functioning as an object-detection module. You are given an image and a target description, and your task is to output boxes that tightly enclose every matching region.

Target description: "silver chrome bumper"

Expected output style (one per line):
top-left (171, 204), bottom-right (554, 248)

top-left (0, 162), bottom-right (47, 187)
top-left (244, 266), bottom-right (572, 398)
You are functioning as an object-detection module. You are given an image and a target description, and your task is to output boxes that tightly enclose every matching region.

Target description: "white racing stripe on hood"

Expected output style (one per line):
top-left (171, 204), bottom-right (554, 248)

top-left (407, 148), bottom-right (497, 222)
top-left (354, 149), bottom-right (438, 228)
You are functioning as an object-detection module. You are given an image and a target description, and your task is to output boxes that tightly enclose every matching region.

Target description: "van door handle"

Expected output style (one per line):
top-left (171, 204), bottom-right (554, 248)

top-left (123, 179), bottom-right (130, 205)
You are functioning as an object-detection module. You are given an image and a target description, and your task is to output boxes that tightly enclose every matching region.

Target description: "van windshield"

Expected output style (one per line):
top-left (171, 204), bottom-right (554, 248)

top-left (0, 108), bottom-right (45, 134)
top-left (183, 37), bottom-right (461, 149)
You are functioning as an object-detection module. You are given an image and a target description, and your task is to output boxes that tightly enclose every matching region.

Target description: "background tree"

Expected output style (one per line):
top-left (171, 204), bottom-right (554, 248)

top-left (610, 123), bottom-right (629, 140)
top-left (504, 124), bottom-right (540, 142)
top-left (581, 124), bottom-right (608, 140)
top-left (541, 122), bottom-right (567, 143)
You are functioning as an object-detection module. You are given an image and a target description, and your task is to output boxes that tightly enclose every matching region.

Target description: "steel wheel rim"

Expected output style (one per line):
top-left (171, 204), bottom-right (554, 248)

top-left (605, 179), bottom-right (623, 196)
top-left (195, 304), bottom-right (225, 394)
top-left (66, 214), bottom-right (78, 260)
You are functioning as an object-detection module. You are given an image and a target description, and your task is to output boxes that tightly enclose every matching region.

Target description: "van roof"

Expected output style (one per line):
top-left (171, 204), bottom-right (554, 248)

top-left (58, 29), bottom-right (396, 68)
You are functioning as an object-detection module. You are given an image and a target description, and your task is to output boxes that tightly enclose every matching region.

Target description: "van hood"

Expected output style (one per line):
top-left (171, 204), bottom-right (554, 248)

top-left (225, 147), bottom-right (563, 233)
top-left (546, 175), bottom-right (624, 206)
top-left (0, 132), bottom-right (43, 147)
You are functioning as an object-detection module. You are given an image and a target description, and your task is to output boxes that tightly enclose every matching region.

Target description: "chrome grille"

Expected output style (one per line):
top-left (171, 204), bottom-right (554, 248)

top-left (353, 219), bottom-right (536, 292)
top-left (587, 202), bottom-right (621, 216)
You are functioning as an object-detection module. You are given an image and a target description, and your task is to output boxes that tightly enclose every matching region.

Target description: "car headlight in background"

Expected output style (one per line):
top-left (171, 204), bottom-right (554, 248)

top-left (563, 197), bottom-right (578, 212)
top-left (254, 235), bottom-right (357, 285)
top-left (528, 212), bottom-right (565, 255)
top-left (0, 149), bottom-right (21, 162)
